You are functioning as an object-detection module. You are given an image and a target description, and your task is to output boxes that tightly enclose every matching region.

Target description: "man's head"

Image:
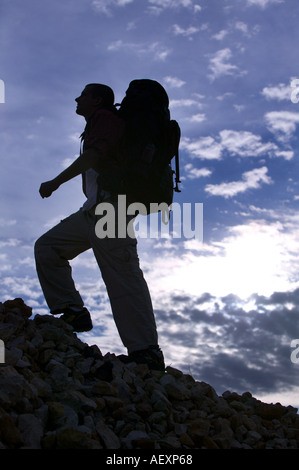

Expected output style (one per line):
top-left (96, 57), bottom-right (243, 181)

top-left (75, 84), bottom-right (115, 119)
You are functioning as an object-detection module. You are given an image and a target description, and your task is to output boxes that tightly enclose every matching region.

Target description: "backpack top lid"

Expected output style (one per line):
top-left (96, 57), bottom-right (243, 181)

top-left (118, 79), bottom-right (170, 118)
top-left (128, 79), bottom-right (169, 105)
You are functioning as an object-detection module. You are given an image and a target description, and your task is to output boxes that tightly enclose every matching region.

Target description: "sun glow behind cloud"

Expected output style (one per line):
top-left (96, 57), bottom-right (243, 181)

top-left (143, 216), bottom-right (298, 302)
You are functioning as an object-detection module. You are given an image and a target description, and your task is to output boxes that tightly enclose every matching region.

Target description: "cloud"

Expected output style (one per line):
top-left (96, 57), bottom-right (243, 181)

top-left (163, 76), bottom-right (186, 88)
top-left (4, 201), bottom-right (299, 405)
top-left (132, 212), bottom-right (299, 403)
top-left (219, 129), bottom-right (278, 158)
top-left (246, 0), bottom-right (284, 8)
top-left (154, 285), bottom-right (299, 402)
top-left (212, 30), bottom-right (229, 41)
top-left (8, 267), bottom-right (299, 404)
top-left (0, 238), bottom-right (21, 248)
top-left (233, 104), bottom-right (245, 113)
top-left (158, 212), bottom-right (299, 300)
top-left (92, 0), bottom-right (134, 15)
top-left (11, 207), bottom-right (299, 312)
top-left (148, 0), bottom-right (193, 11)
top-left (183, 163), bottom-right (212, 180)
top-left (204, 166), bottom-right (272, 198)
top-left (181, 136), bottom-right (223, 160)
top-left (181, 129), bottom-right (288, 160)
top-left (273, 149), bottom-right (294, 160)
top-left (107, 40), bottom-right (171, 61)
top-left (169, 97), bottom-right (205, 121)
top-left (208, 48), bottom-right (245, 81)
top-left (146, 0), bottom-right (196, 15)
top-left (0, 254), bottom-right (12, 272)
top-left (212, 21), bottom-right (258, 42)
top-left (173, 24), bottom-right (200, 37)
top-left (261, 83), bottom-right (292, 101)
top-left (235, 21), bottom-right (249, 35)
top-left (265, 111), bottom-right (299, 141)
top-left (1, 276), bottom-right (42, 300)
top-left (170, 98), bottom-right (203, 108)
top-left (184, 113), bottom-right (206, 123)
top-left (0, 218), bottom-right (17, 227)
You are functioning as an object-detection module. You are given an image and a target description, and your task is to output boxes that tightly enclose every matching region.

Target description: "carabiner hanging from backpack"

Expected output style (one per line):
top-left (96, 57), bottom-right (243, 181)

top-left (173, 122), bottom-right (181, 193)
top-left (174, 148), bottom-right (181, 193)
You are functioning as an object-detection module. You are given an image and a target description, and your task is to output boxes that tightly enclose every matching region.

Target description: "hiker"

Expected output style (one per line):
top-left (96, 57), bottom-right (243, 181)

top-left (34, 83), bottom-right (165, 370)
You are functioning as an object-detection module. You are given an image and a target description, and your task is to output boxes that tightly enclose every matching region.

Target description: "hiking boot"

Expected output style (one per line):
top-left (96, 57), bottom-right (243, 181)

top-left (118, 345), bottom-right (165, 371)
top-left (61, 307), bottom-right (93, 332)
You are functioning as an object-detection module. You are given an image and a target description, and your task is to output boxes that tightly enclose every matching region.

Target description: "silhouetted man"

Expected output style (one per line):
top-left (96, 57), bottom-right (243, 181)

top-left (34, 84), bottom-right (164, 370)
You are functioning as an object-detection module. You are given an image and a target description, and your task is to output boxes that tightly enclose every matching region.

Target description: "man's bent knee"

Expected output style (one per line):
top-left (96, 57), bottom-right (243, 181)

top-left (34, 235), bottom-right (52, 263)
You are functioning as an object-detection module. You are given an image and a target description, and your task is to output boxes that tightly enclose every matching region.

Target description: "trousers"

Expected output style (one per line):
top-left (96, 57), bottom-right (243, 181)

top-left (34, 204), bottom-right (158, 354)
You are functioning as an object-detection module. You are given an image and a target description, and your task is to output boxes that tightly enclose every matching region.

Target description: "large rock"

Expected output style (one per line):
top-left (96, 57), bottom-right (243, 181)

top-left (0, 298), bottom-right (298, 449)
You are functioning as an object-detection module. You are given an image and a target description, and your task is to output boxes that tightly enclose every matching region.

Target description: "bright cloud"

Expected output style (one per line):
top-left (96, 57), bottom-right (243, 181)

top-left (235, 21), bottom-right (249, 34)
top-left (183, 163), bottom-right (212, 179)
top-left (185, 113), bottom-right (206, 123)
top-left (212, 21), bottom-right (255, 41)
top-left (148, 0), bottom-right (193, 9)
top-left (219, 129), bottom-right (278, 157)
top-left (181, 136), bottom-right (223, 160)
top-left (247, 0), bottom-right (284, 8)
top-left (173, 24), bottom-right (200, 37)
top-left (107, 40), bottom-right (171, 61)
top-left (265, 111), bottom-right (299, 140)
top-left (141, 211), bottom-right (299, 303)
top-left (262, 83), bottom-right (292, 101)
top-left (208, 48), bottom-right (242, 81)
top-left (163, 76), bottom-right (186, 88)
top-left (170, 98), bottom-right (203, 108)
top-left (212, 30), bottom-right (229, 41)
top-left (182, 129), bottom-right (288, 160)
top-left (92, 0), bottom-right (134, 15)
top-left (205, 166), bottom-right (272, 198)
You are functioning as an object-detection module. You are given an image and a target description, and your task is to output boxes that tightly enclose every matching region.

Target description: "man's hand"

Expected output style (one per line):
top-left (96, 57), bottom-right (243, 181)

top-left (38, 149), bottom-right (101, 199)
top-left (39, 179), bottom-right (60, 198)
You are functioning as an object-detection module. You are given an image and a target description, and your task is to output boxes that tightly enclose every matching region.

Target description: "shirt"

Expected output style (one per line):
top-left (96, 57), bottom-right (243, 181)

top-left (80, 108), bottom-right (125, 211)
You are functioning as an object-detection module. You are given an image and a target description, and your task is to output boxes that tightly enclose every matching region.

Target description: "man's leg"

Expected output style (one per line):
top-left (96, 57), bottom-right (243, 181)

top-left (97, 239), bottom-right (158, 354)
top-left (34, 210), bottom-right (91, 313)
top-left (88, 205), bottom-right (160, 357)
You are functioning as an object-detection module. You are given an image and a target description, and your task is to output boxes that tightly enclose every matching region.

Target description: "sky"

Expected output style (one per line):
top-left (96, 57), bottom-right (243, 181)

top-left (1, 0), bottom-right (299, 408)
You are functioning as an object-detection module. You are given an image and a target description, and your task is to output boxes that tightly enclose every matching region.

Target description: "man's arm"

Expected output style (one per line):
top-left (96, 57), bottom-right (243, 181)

top-left (39, 148), bottom-right (101, 198)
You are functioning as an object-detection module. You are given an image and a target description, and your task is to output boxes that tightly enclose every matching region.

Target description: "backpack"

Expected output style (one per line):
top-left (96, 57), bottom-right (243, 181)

top-left (97, 79), bottom-right (181, 215)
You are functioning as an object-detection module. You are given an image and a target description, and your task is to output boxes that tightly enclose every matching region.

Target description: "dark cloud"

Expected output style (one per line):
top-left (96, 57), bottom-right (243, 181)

top-left (157, 288), bottom-right (299, 402)
top-left (253, 288), bottom-right (299, 306)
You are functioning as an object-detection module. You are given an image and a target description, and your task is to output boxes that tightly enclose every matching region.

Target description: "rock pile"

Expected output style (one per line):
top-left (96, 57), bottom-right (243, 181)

top-left (0, 298), bottom-right (299, 450)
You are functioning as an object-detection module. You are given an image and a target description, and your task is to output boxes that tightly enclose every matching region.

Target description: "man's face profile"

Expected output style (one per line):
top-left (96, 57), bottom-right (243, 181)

top-left (75, 86), bottom-right (102, 118)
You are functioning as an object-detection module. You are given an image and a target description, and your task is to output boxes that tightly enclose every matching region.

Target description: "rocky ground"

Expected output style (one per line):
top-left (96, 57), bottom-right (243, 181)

top-left (0, 297), bottom-right (298, 450)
